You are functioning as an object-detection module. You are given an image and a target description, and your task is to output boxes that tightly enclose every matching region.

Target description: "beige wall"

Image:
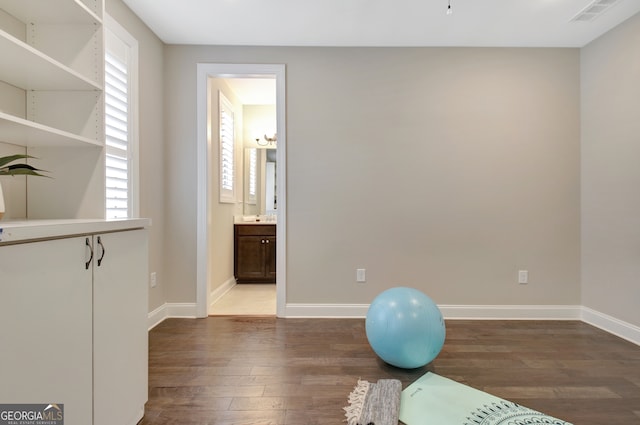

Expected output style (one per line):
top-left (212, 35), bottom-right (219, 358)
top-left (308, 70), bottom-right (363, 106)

top-left (581, 14), bottom-right (640, 327)
top-left (22, 2), bottom-right (634, 327)
top-left (105, 0), bottom-right (166, 313)
top-left (164, 46), bottom-right (581, 307)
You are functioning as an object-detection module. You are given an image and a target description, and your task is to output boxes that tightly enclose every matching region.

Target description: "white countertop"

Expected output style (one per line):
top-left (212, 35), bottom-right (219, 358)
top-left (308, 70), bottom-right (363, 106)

top-left (234, 215), bottom-right (277, 225)
top-left (0, 218), bottom-right (151, 244)
top-left (234, 220), bottom-right (277, 225)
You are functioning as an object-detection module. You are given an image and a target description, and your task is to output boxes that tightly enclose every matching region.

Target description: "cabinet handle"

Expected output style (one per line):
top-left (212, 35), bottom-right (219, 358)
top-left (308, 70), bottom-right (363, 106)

top-left (85, 238), bottom-right (93, 270)
top-left (97, 236), bottom-right (106, 267)
top-left (266, 239), bottom-right (270, 244)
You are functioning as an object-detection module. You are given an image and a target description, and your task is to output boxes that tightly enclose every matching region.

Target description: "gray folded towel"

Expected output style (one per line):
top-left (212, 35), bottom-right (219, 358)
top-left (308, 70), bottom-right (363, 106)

top-left (344, 379), bottom-right (402, 425)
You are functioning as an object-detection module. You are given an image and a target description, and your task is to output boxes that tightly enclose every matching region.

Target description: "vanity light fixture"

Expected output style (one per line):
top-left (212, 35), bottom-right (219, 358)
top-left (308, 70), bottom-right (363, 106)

top-left (256, 133), bottom-right (277, 147)
top-left (446, 0), bottom-right (452, 15)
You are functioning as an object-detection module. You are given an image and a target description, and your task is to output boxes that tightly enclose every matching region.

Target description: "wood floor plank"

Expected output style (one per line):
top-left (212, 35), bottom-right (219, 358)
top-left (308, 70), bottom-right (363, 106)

top-left (139, 317), bottom-right (640, 425)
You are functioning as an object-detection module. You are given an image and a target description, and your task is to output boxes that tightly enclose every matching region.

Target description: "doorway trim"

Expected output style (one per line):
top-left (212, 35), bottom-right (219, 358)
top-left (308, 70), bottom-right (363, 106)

top-left (196, 63), bottom-right (287, 318)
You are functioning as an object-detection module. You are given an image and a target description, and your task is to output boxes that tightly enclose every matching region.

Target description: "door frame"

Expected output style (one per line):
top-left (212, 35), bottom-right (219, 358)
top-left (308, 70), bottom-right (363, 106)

top-left (196, 63), bottom-right (287, 317)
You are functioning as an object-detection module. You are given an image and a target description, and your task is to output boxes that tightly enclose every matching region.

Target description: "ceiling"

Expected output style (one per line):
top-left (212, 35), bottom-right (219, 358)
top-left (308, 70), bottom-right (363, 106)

top-left (122, 0), bottom-right (640, 48)
top-left (222, 78), bottom-right (276, 105)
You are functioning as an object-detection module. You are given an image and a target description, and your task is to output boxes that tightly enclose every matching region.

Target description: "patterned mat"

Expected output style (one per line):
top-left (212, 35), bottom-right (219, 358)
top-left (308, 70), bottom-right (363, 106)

top-left (344, 379), bottom-right (402, 425)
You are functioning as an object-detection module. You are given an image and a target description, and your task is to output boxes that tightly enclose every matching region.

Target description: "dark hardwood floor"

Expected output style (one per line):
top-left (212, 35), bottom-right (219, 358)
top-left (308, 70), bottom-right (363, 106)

top-left (140, 317), bottom-right (640, 425)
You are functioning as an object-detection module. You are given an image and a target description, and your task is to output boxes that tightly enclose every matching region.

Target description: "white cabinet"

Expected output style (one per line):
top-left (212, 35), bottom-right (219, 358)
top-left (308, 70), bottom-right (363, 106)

top-left (0, 236), bottom-right (93, 424)
top-left (93, 230), bottom-right (148, 425)
top-left (0, 0), bottom-right (106, 218)
top-left (0, 226), bottom-right (148, 425)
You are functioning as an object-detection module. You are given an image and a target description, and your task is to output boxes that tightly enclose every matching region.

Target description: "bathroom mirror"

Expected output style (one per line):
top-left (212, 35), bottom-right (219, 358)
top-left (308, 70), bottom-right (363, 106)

top-left (243, 147), bottom-right (276, 216)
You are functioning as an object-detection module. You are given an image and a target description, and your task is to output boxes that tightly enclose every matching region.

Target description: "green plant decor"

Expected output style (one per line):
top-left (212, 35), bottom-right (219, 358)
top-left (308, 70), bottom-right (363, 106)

top-left (0, 154), bottom-right (48, 177)
top-left (0, 154), bottom-right (49, 220)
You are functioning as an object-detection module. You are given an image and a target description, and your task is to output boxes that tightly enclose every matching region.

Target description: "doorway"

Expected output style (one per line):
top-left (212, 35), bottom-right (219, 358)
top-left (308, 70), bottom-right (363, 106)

top-left (196, 64), bottom-right (286, 318)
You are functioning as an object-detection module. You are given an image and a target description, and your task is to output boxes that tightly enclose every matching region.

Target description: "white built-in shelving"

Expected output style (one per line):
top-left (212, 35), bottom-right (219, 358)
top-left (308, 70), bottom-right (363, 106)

top-left (0, 29), bottom-right (101, 91)
top-left (0, 111), bottom-right (103, 147)
top-left (0, 0), bottom-right (105, 218)
top-left (0, 0), bottom-right (102, 24)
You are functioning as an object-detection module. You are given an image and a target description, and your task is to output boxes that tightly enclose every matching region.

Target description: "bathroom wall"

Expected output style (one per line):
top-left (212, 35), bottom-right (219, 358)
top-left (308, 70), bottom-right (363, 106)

top-left (242, 105), bottom-right (276, 216)
top-left (207, 79), bottom-right (244, 302)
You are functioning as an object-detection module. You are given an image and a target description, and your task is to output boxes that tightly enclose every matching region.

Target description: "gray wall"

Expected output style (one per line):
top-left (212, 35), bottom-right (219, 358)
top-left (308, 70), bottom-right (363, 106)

top-left (581, 13), bottom-right (640, 327)
top-left (164, 46), bottom-right (582, 307)
top-left (105, 0), bottom-right (166, 313)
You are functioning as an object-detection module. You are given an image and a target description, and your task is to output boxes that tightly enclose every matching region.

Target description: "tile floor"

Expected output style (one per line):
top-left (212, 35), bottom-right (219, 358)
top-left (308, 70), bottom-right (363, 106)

top-left (209, 283), bottom-right (276, 316)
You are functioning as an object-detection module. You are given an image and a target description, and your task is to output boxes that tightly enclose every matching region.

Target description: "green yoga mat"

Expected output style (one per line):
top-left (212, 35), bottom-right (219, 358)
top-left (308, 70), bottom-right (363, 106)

top-left (400, 372), bottom-right (573, 425)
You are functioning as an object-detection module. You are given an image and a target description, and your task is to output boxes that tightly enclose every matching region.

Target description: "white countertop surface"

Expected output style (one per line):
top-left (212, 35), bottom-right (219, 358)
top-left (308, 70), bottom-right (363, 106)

top-left (234, 215), bottom-right (277, 225)
top-left (0, 218), bottom-right (151, 244)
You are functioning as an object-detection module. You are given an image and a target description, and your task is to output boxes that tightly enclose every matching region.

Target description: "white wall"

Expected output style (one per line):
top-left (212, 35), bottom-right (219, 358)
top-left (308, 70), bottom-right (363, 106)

top-left (581, 13), bottom-right (640, 328)
top-left (164, 46), bottom-right (581, 308)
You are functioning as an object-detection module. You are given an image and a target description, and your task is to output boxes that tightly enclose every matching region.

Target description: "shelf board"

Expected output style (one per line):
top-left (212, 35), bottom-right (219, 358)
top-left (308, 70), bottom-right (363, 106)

top-left (0, 111), bottom-right (103, 147)
top-left (0, 29), bottom-right (102, 91)
top-left (0, 0), bottom-right (101, 25)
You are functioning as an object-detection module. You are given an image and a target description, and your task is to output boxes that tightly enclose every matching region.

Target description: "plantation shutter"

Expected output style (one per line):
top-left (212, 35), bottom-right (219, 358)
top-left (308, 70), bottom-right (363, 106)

top-left (219, 92), bottom-right (235, 202)
top-left (105, 50), bottom-right (129, 218)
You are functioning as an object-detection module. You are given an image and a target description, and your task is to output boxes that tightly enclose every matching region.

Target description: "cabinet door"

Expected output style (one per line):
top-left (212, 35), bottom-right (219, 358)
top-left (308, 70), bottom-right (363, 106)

top-left (0, 236), bottom-right (93, 425)
top-left (93, 230), bottom-right (148, 425)
top-left (236, 235), bottom-right (268, 281)
top-left (265, 236), bottom-right (277, 281)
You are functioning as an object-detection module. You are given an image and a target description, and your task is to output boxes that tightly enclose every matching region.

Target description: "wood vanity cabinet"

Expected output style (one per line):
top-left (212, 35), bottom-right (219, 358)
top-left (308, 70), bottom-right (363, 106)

top-left (234, 224), bottom-right (276, 283)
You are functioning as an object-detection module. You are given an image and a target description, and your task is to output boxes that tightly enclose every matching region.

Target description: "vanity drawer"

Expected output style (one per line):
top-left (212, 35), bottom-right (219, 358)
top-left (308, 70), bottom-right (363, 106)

top-left (235, 224), bottom-right (276, 236)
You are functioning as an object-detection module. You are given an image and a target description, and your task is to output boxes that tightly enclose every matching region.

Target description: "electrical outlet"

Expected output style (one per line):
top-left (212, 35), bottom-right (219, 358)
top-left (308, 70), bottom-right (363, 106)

top-left (150, 272), bottom-right (157, 288)
top-left (518, 270), bottom-right (528, 284)
top-left (356, 269), bottom-right (366, 283)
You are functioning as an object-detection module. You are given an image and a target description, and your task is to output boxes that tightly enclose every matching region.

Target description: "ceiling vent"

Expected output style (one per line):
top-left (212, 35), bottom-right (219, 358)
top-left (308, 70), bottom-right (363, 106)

top-left (570, 0), bottom-right (621, 22)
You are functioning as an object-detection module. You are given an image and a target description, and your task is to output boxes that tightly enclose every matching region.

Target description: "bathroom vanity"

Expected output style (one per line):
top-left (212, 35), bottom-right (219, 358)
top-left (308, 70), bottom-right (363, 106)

top-left (234, 223), bottom-right (276, 283)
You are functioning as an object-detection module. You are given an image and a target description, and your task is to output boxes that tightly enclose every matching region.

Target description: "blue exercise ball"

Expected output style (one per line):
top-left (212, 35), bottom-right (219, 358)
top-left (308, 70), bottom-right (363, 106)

top-left (365, 287), bottom-right (446, 369)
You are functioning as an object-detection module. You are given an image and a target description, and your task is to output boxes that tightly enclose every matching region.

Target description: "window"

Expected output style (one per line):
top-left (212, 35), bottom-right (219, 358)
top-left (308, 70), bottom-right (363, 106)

top-left (105, 16), bottom-right (138, 218)
top-left (219, 91), bottom-right (235, 203)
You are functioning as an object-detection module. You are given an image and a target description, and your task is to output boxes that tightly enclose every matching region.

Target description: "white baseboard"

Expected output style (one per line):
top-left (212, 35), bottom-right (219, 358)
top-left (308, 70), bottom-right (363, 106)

top-left (284, 303), bottom-right (369, 318)
top-left (581, 307), bottom-right (640, 346)
top-left (127, 407), bottom-right (145, 425)
top-left (147, 302), bottom-right (198, 330)
top-left (439, 305), bottom-right (582, 320)
top-left (283, 303), bottom-right (582, 320)
top-left (147, 304), bottom-right (166, 330)
top-left (148, 301), bottom-right (639, 346)
top-left (209, 277), bottom-right (236, 311)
